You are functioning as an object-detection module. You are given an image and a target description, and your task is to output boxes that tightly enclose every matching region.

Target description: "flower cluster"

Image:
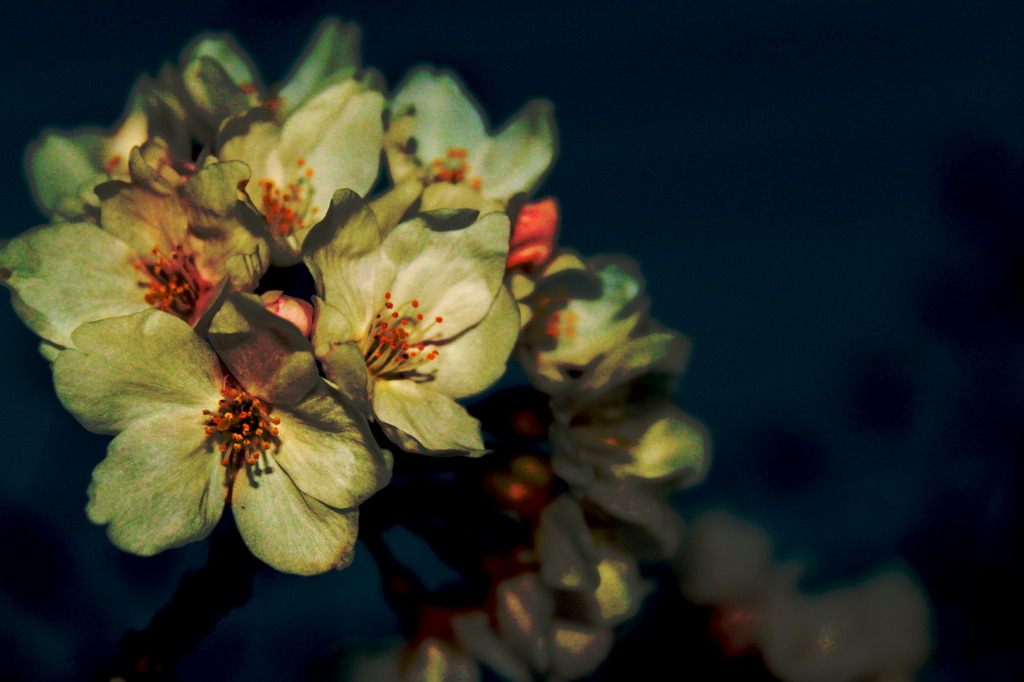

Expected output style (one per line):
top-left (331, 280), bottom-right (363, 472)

top-left (2, 16), bottom-right (714, 679)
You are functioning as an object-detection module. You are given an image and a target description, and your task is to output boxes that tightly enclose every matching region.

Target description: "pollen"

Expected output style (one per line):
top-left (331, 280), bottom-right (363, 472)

top-left (361, 292), bottom-right (445, 381)
top-left (135, 245), bottom-right (212, 322)
top-left (203, 379), bottom-right (280, 469)
top-left (429, 147), bottom-right (482, 189)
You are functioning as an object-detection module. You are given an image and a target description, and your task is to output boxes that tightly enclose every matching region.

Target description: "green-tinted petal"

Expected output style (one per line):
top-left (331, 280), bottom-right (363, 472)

top-left (391, 68), bottom-right (487, 165)
top-left (87, 408), bottom-right (226, 556)
top-left (476, 99), bottom-right (556, 199)
top-left (273, 382), bottom-right (390, 509)
top-left (231, 463), bottom-right (360, 575)
top-left (54, 310), bottom-right (221, 434)
top-left (429, 286), bottom-right (519, 399)
top-left (0, 222), bottom-right (150, 347)
top-left (373, 379), bottom-right (485, 455)
top-left (278, 18), bottom-right (360, 116)
top-left (26, 132), bottom-right (105, 214)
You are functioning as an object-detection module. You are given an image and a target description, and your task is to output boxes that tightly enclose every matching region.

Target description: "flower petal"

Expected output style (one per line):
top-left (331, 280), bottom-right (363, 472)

top-left (54, 309), bottom-right (222, 434)
top-left (428, 286), bottom-right (520, 399)
top-left (26, 132), bottom-right (105, 214)
top-left (0, 222), bottom-right (149, 348)
top-left (391, 68), bottom-right (487, 165)
top-left (87, 408), bottom-right (226, 556)
top-left (373, 379), bottom-right (485, 455)
top-left (208, 293), bottom-right (319, 406)
top-left (278, 18), bottom-right (360, 116)
top-left (475, 99), bottom-right (556, 199)
top-left (378, 211), bottom-right (510, 333)
top-left (231, 464), bottom-right (361, 575)
top-left (304, 189), bottom-right (384, 323)
top-left (537, 494), bottom-right (600, 592)
top-left (280, 81), bottom-right (383, 204)
top-left (273, 382), bottom-right (390, 509)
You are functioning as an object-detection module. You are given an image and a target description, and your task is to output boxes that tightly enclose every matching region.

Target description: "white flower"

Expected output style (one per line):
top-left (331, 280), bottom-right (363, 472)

top-left (53, 295), bottom-right (390, 575)
top-left (187, 18), bottom-right (385, 264)
top-left (218, 77), bottom-right (384, 264)
top-left (0, 146), bottom-right (267, 350)
top-left (306, 190), bottom-right (519, 455)
top-left (386, 68), bottom-right (556, 205)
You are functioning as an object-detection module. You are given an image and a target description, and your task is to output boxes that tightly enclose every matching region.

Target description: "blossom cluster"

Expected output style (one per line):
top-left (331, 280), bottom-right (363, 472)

top-left (2, 17), bottom-right (711, 679)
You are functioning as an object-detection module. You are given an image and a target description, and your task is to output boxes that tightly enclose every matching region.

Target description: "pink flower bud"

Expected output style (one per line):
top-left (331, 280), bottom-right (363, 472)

top-left (259, 290), bottom-right (314, 336)
top-left (507, 198), bottom-right (559, 271)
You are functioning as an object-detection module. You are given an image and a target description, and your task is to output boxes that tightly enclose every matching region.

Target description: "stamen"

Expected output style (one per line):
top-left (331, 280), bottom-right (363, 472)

top-left (135, 245), bottom-right (212, 321)
top-left (361, 292), bottom-right (446, 381)
top-left (204, 378), bottom-right (280, 469)
top-left (429, 147), bottom-right (482, 189)
top-left (259, 158), bottom-right (318, 238)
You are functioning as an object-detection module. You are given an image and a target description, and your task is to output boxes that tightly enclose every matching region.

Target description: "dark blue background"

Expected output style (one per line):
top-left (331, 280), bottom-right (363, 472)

top-left (1, 1), bottom-right (1022, 679)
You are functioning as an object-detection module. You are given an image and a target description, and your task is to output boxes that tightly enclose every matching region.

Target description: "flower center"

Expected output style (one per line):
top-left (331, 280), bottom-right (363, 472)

top-left (361, 292), bottom-right (445, 381)
top-left (259, 158), bottom-right (319, 238)
top-left (429, 147), bottom-right (482, 190)
top-left (135, 245), bottom-right (212, 321)
top-left (202, 379), bottom-right (280, 469)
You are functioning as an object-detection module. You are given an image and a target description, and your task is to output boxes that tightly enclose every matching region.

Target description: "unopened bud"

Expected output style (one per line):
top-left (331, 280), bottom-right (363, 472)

top-left (260, 290), bottom-right (314, 336)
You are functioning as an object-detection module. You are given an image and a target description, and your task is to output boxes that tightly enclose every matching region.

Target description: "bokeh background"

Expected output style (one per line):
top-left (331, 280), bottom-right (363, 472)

top-left (1, 0), bottom-right (1022, 679)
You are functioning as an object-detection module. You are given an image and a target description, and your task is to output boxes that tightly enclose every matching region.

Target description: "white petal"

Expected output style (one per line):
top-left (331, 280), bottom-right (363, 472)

top-left (428, 286), bottom-right (519, 399)
top-left (87, 408), bottom-right (226, 556)
top-left (373, 380), bottom-right (485, 455)
top-left (26, 132), bottom-right (105, 214)
top-left (496, 572), bottom-right (553, 672)
top-left (378, 211), bottom-right (510, 333)
top-left (208, 293), bottom-right (319, 406)
top-left (278, 18), bottom-right (360, 116)
top-left (54, 310), bottom-right (222, 434)
top-left (304, 189), bottom-right (384, 324)
top-left (231, 462), bottom-right (361, 575)
top-left (451, 612), bottom-right (532, 682)
top-left (272, 382), bottom-right (391, 509)
top-left (476, 99), bottom-right (556, 199)
top-left (549, 621), bottom-right (613, 680)
top-left (537, 494), bottom-right (600, 592)
top-left (0, 222), bottom-right (149, 348)
top-left (391, 69), bottom-right (487, 164)
top-left (281, 81), bottom-right (384, 204)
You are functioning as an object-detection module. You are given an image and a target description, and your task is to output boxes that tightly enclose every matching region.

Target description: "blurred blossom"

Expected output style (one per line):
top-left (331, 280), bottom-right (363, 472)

top-left (679, 511), bottom-right (933, 682)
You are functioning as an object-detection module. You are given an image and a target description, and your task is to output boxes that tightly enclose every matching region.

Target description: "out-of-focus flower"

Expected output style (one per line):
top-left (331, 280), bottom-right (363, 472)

top-left (519, 253), bottom-right (689, 408)
top-left (306, 190), bottom-right (518, 455)
top-left (329, 635), bottom-right (480, 682)
top-left (679, 511), bottom-right (933, 682)
top-left (26, 69), bottom-right (188, 221)
top-left (180, 18), bottom-right (362, 146)
top-left (53, 295), bottom-right (390, 575)
top-left (0, 145), bottom-right (268, 350)
top-left (386, 68), bottom-right (555, 210)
